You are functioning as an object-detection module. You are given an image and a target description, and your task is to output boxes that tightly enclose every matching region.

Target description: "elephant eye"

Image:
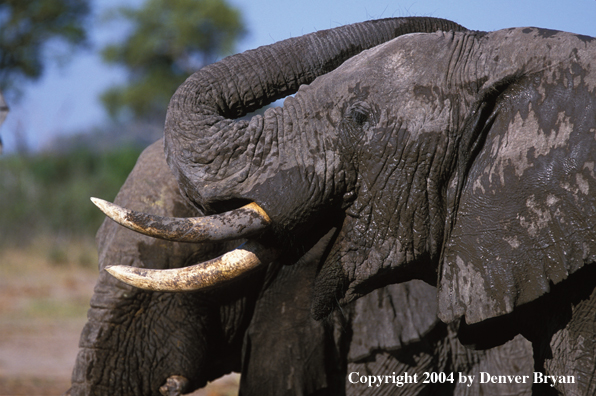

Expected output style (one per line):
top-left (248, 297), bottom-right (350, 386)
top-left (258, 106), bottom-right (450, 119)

top-left (347, 101), bottom-right (373, 128)
top-left (338, 101), bottom-right (377, 151)
top-left (351, 107), bottom-right (368, 125)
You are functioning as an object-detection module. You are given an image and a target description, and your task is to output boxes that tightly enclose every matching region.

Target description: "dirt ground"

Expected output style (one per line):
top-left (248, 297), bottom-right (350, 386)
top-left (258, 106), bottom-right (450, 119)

top-left (0, 239), bottom-right (239, 396)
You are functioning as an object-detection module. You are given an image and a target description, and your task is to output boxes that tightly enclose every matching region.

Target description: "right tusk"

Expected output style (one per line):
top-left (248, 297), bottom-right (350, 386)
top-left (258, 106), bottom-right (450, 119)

top-left (91, 197), bottom-right (271, 242)
top-left (105, 240), bottom-right (277, 291)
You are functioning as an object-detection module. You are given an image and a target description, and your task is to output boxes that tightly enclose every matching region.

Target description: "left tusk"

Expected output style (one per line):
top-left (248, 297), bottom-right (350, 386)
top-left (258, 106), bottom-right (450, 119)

top-left (91, 197), bottom-right (271, 242)
top-left (105, 240), bottom-right (277, 291)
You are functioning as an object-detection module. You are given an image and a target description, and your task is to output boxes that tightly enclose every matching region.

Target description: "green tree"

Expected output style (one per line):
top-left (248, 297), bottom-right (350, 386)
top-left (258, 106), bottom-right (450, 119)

top-left (0, 0), bottom-right (90, 96)
top-left (101, 0), bottom-right (246, 121)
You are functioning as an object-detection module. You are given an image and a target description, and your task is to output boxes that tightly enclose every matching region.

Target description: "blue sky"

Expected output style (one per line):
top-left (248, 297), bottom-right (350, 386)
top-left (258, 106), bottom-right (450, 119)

top-left (2, 0), bottom-right (595, 153)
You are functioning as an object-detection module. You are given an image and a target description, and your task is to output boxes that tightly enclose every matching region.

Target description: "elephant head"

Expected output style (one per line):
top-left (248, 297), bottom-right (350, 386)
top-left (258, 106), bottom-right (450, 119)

top-left (95, 16), bottom-right (468, 301)
top-left (102, 19), bottom-right (596, 329)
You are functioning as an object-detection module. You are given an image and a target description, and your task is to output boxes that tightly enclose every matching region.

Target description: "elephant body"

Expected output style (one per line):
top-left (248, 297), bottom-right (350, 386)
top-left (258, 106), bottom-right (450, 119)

top-left (71, 16), bottom-right (596, 395)
top-left (69, 141), bottom-right (533, 395)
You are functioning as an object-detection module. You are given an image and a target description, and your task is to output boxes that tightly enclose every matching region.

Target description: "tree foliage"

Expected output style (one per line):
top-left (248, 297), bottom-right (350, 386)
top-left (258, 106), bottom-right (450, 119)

top-left (0, 144), bottom-right (143, 246)
top-left (101, 0), bottom-right (246, 121)
top-left (0, 0), bottom-right (90, 96)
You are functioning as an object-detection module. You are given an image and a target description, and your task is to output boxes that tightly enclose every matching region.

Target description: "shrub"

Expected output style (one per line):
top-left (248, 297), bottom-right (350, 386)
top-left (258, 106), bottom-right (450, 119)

top-left (0, 145), bottom-right (143, 246)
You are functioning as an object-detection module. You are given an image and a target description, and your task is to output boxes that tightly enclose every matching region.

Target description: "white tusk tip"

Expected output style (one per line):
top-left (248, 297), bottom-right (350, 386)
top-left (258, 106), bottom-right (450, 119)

top-left (104, 265), bottom-right (119, 277)
top-left (105, 264), bottom-right (130, 276)
top-left (90, 197), bottom-right (128, 225)
top-left (105, 265), bottom-right (139, 286)
top-left (90, 197), bottom-right (110, 212)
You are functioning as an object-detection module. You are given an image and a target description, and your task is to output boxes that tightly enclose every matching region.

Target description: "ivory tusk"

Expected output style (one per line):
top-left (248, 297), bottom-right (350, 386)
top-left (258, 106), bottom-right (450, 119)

top-left (90, 197), bottom-right (271, 242)
top-left (105, 240), bottom-right (276, 291)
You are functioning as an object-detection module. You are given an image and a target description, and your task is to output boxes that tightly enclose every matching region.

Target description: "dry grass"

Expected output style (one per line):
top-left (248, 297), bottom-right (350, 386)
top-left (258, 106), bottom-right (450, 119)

top-left (0, 237), bottom-right (97, 320)
top-left (0, 237), bottom-right (239, 396)
top-left (0, 237), bottom-right (96, 395)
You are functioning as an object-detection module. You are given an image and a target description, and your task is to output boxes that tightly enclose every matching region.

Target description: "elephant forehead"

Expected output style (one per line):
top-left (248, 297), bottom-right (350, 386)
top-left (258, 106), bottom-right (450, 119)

top-left (299, 32), bottom-right (459, 138)
top-left (307, 32), bottom-right (451, 96)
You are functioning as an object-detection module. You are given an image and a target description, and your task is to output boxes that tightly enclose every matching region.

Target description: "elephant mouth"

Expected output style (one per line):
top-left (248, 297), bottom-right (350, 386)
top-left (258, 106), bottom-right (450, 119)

top-left (91, 197), bottom-right (278, 291)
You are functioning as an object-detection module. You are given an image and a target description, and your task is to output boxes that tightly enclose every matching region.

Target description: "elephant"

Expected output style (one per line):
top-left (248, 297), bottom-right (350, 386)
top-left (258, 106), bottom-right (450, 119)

top-left (68, 139), bottom-right (534, 395)
top-left (82, 16), bottom-right (596, 394)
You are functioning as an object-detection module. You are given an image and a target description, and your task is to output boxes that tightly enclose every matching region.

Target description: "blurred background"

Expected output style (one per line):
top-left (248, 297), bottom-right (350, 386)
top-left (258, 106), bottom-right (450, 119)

top-left (0, 0), bottom-right (595, 394)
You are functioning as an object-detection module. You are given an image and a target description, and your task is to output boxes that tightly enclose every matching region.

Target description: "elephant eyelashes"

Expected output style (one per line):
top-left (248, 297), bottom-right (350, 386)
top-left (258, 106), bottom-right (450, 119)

top-left (337, 102), bottom-right (377, 157)
top-left (351, 108), bottom-right (369, 126)
top-left (346, 101), bottom-right (375, 129)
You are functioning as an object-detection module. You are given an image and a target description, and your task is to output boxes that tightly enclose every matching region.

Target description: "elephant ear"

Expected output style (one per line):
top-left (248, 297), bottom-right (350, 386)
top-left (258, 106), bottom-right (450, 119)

top-left (438, 73), bottom-right (596, 325)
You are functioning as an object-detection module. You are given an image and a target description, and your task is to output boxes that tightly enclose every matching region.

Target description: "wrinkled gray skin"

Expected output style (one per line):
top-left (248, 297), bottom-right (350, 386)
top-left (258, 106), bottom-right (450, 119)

top-left (68, 141), bottom-right (534, 395)
top-left (158, 17), bottom-right (596, 395)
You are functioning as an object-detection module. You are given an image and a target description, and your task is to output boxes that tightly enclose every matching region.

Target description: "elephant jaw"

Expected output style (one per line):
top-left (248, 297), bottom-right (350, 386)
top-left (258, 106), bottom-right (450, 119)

top-left (91, 198), bottom-right (278, 291)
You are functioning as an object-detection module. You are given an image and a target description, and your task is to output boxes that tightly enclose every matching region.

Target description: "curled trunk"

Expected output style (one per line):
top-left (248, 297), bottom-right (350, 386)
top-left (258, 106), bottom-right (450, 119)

top-left (164, 18), bottom-right (467, 216)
